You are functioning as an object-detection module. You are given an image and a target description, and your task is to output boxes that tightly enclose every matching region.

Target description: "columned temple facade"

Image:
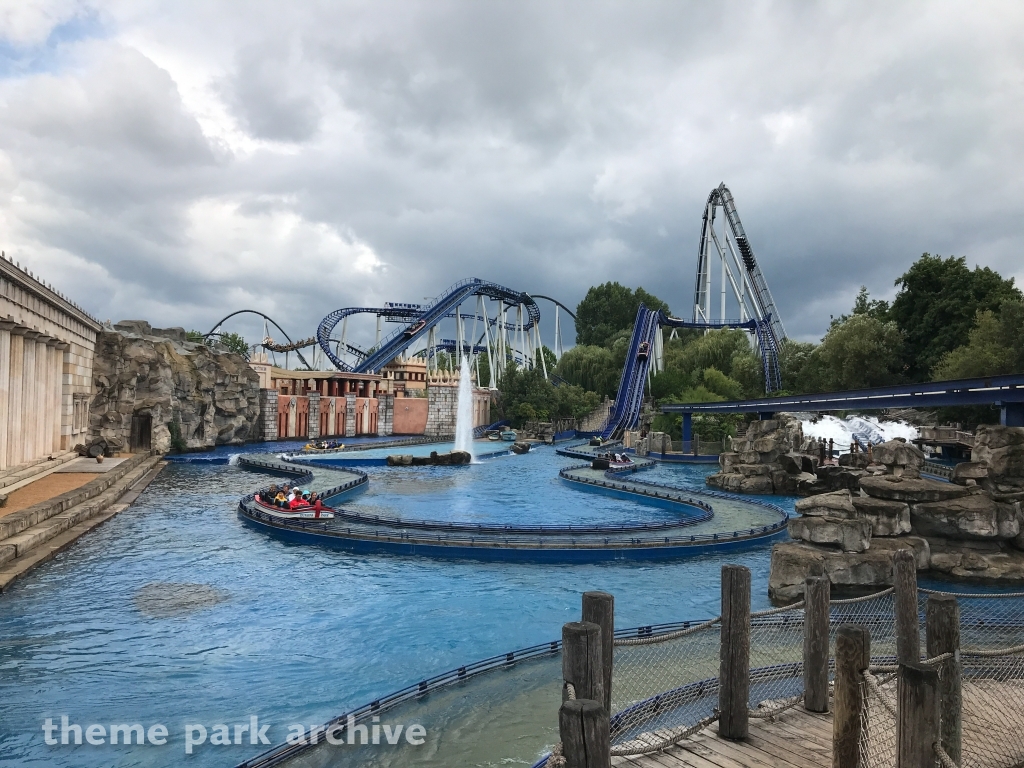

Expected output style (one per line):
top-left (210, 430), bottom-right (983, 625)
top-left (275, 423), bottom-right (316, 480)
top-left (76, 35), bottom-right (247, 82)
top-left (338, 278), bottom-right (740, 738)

top-left (0, 257), bottom-right (100, 469)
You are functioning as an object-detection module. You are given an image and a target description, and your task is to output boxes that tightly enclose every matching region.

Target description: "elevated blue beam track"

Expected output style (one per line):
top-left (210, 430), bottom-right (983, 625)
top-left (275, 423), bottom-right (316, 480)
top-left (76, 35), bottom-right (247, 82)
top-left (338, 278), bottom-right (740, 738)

top-left (661, 373), bottom-right (1024, 427)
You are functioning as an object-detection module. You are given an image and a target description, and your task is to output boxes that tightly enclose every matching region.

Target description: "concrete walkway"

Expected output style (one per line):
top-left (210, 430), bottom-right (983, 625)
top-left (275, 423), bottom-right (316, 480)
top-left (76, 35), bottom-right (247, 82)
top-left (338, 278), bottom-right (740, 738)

top-left (0, 452), bottom-right (166, 592)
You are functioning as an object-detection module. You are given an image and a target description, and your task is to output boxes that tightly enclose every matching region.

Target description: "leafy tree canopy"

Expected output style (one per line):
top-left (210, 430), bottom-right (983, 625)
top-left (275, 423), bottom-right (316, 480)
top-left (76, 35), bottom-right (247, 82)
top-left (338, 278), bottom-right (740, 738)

top-left (889, 254), bottom-right (1021, 380)
top-left (574, 282), bottom-right (670, 346)
top-left (555, 344), bottom-right (619, 397)
top-left (496, 363), bottom-right (600, 427)
top-left (810, 313), bottom-right (904, 391)
top-left (219, 332), bottom-right (249, 357)
top-left (932, 300), bottom-right (1024, 380)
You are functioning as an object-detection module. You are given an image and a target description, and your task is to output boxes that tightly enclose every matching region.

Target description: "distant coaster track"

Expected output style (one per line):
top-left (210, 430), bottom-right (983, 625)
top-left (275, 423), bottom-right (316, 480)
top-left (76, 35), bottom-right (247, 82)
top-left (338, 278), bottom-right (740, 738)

top-left (598, 183), bottom-right (789, 439)
top-left (316, 277), bottom-right (543, 373)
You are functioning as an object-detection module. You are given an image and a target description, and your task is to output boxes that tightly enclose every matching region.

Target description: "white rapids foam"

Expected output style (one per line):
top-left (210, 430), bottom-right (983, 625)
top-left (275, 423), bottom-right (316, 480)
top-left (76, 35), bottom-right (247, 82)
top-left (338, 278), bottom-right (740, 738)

top-left (799, 414), bottom-right (919, 452)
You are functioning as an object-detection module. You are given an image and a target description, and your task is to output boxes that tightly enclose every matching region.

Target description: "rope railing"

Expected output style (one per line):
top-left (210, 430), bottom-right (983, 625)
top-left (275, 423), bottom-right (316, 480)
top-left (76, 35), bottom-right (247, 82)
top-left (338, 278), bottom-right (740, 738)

top-left (551, 576), bottom-right (1024, 768)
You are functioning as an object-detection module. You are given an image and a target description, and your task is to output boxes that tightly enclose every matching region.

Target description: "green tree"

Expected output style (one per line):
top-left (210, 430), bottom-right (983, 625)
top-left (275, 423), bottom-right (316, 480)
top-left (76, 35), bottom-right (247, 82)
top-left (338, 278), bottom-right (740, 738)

top-left (829, 286), bottom-right (890, 329)
top-left (650, 370), bottom-right (688, 400)
top-left (728, 350), bottom-right (764, 398)
top-left (574, 282), bottom-right (670, 346)
top-left (663, 328), bottom-right (749, 381)
top-left (933, 300), bottom-right (1024, 380)
top-left (554, 344), bottom-right (619, 397)
top-left (534, 345), bottom-right (557, 372)
top-left (699, 367), bottom-right (744, 400)
top-left (496, 363), bottom-right (600, 427)
top-left (889, 254), bottom-right (1021, 380)
top-left (219, 332), bottom-right (249, 357)
top-left (811, 314), bottom-right (904, 390)
top-left (186, 330), bottom-right (209, 345)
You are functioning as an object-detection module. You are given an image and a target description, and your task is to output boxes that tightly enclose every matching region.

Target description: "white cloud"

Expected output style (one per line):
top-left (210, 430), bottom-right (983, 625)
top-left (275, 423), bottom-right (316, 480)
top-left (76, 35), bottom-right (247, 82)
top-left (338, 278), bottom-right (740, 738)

top-left (1, 0), bottom-right (1024, 351)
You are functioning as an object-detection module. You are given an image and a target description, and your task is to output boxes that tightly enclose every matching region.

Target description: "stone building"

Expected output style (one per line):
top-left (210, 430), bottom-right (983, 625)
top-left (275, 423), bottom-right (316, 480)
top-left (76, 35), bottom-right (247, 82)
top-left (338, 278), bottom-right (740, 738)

top-left (380, 355), bottom-right (427, 396)
top-left (423, 369), bottom-right (491, 438)
top-left (0, 255), bottom-right (100, 468)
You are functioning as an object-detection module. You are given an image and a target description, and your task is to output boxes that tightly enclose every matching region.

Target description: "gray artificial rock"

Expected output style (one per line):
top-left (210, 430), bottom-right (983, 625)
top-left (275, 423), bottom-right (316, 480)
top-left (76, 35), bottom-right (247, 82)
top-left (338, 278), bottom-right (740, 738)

top-left (952, 461), bottom-right (989, 485)
top-left (794, 490), bottom-right (857, 518)
top-left (926, 538), bottom-right (1024, 583)
top-left (788, 515), bottom-right (872, 552)
top-left (871, 439), bottom-right (925, 471)
top-left (851, 496), bottom-right (911, 536)
top-left (972, 425), bottom-right (1024, 482)
top-left (910, 493), bottom-right (1018, 540)
top-left (867, 536), bottom-right (931, 570)
top-left (860, 475), bottom-right (970, 503)
top-left (89, 326), bottom-right (260, 452)
top-left (768, 541), bottom-right (898, 602)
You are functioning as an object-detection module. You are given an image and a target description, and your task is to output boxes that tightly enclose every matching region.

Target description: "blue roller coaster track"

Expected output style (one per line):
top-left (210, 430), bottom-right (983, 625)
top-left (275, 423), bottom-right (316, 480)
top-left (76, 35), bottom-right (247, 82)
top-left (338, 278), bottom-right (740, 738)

top-left (599, 306), bottom-right (782, 439)
top-left (317, 278), bottom-right (541, 373)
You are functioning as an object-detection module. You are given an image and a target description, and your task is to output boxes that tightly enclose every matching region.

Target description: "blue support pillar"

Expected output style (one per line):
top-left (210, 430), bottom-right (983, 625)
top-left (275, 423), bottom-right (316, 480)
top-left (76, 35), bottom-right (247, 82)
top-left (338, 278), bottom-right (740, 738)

top-left (1002, 402), bottom-right (1024, 427)
top-left (758, 411), bottom-right (775, 421)
top-left (682, 412), bottom-right (693, 455)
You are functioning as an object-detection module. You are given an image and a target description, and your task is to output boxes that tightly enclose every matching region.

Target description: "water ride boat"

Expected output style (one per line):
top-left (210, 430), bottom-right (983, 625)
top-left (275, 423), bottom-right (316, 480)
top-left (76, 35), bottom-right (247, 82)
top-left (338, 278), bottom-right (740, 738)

top-left (500, 430), bottom-right (517, 441)
top-left (591, 452), bottom-right (633, 470)
top-left (254, 496), bottom-right (335, 519)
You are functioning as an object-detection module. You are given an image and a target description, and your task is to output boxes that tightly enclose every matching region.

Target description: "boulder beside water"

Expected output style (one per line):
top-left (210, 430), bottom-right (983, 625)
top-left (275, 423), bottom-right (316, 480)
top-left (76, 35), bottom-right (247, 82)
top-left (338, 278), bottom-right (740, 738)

top-left (769, 425), bottom-right (1024, 601)
top-left (386, 451), bottom-right (472, 466)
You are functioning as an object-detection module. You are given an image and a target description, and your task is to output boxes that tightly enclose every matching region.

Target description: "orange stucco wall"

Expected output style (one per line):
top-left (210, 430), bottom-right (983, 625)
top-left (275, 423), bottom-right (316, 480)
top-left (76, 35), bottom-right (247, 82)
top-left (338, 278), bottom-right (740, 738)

top-left (393, 397), bottom-right (428, 434)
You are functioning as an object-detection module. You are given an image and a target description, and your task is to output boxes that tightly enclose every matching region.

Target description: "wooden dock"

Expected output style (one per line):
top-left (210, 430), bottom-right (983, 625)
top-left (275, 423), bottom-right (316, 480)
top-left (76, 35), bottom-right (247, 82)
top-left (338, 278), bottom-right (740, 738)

top-left (612, 707), bottom-right (833, 768)
top-left (612, 677), bottom-right (1024, 768)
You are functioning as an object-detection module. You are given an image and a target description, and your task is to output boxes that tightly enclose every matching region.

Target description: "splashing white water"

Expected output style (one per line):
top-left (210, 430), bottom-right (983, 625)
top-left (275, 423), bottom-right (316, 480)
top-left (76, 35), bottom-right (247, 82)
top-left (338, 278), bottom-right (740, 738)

top-left (799, 415), bottom-right (919, 452)
top-left (454, 356), bottom-right (476, 462)
top-left (228, 453), bottom-right (241, 466)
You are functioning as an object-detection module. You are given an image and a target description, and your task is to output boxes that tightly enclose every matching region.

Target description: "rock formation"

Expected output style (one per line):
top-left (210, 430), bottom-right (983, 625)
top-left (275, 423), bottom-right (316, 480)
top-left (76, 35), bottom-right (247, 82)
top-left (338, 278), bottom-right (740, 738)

top-left (386, 450), bottom-right (472, 466)
top-left (89, 321), bottom-right (261, 453)
top-left (706, 415), bottom-right (820, 494)
top-left (769, 428), bottom-right (1024, 601)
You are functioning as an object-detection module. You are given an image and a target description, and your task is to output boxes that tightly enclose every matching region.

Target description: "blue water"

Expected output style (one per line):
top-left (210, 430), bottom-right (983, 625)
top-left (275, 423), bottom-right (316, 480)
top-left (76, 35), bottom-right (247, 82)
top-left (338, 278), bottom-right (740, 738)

top-left (0, 449), bottom-right (800, 767)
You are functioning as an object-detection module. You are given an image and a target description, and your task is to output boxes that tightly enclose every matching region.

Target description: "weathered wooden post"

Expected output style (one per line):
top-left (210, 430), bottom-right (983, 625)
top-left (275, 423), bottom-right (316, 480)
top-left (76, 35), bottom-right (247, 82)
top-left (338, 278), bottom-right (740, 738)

top-left (898, 663), bottom-right (940, 768)
top-left (834, 624), bottom-right (870, 768)
top-left (560, 621), bottom-right (609, 768)
top-left (559, 700), bottom-right (611, 768)
top-left (582, 591), bottom-right (614, 717)
top-left (562, 621), bottom-right (604, 703)
top-left (719, 564), bottom-right (751, 740)
top-left (893, 549), bottom-right (920, 665)
top-left (804, 575), bottom-right (830, 713)
top-left (926, 594), bottom-right (961, 766)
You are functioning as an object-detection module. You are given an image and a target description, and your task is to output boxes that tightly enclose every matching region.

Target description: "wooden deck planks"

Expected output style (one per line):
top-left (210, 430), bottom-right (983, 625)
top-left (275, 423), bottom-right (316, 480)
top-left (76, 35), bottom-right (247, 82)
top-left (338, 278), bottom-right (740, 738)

top-left (617, 678), bottom-right (1024, 768)
top-left (615, 706), bottom-right (836, 768)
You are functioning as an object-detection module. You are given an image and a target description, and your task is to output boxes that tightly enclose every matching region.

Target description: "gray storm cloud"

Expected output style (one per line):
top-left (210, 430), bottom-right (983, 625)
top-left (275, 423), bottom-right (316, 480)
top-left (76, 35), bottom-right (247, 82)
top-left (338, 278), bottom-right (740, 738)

top-left (1, 0), bottom-right (1022, 349)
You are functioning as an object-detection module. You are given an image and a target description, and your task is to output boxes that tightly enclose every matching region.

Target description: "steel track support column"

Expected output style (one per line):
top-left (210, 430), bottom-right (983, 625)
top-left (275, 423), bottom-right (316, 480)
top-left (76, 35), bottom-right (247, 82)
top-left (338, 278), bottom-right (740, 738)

top-left (682, 412), bottom-right (692, 453)
top-left (456, 304), bottom-right (463, 368)
top-left (1002, 402), bottom-right (1024, 427)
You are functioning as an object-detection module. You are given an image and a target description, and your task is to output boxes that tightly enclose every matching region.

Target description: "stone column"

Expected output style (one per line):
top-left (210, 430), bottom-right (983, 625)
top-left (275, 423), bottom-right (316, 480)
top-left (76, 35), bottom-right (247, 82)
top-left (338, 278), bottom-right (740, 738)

top-left (52, 343), bottom-right (67, 453)
top-left (327, 398), bottom-right (337, 436)
top-left (21, 331), bottom-right (39, 464)
top-left (0, 321), bottom-right (13, 470)
top-left (41, 338), bottom-right (55, 455)
top-left (308, 392), bottom-right (321, 439)
top-left (35, 336), bottom-right (49, 458)
top-left (259, 389), bottom-right (278, 442)
top-left (344, 393), bottom-right (356, 437)
top-left (7, 329), bottom-right (24, 467)
top-left (287, 396), bottom-right (297, 438)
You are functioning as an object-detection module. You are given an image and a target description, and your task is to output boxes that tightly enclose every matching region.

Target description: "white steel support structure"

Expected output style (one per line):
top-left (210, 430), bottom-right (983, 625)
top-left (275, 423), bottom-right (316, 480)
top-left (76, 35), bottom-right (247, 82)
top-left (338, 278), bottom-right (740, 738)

top-left (693, 183), bottom-right (787, 344)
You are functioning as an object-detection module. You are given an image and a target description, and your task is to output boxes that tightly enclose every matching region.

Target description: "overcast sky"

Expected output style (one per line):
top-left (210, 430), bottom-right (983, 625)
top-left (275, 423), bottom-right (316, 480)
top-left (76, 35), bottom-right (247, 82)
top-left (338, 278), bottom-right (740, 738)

top-left (2, 1), bottom-right (1023, 352)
